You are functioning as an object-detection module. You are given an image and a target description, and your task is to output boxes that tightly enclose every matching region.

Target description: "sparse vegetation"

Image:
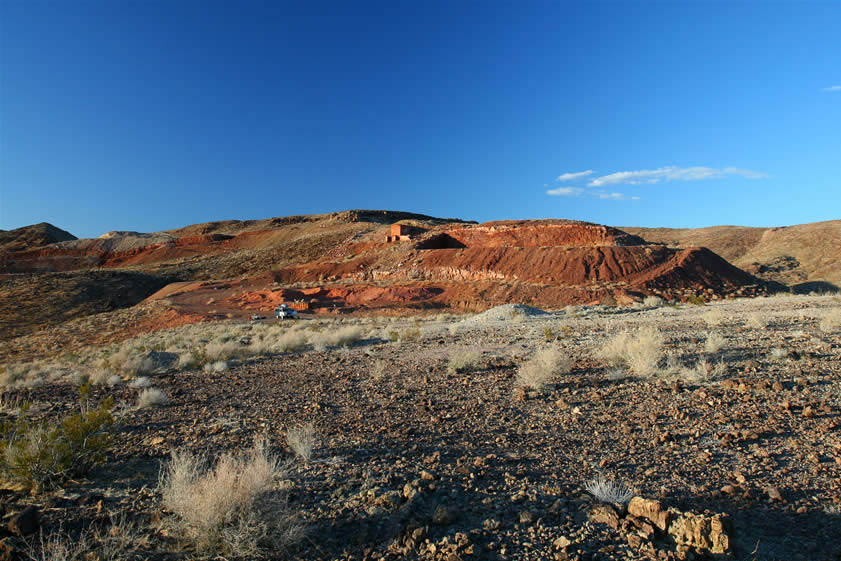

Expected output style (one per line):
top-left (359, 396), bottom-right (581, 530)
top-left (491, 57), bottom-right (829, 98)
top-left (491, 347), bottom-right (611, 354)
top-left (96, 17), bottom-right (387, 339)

top-left (585, 473), bottom-right (635, 504)
top-left (286, 423), bottom-right (318, 464)
top-left (819, 308), bottom-right (841, 333)
top-left (703, 308), bottom-right (726, 326)
top-left (136, 388), bottom-right (170, 408)
top-left (447, 349), bottom-right (481, 375)
top-left (0, 384), bottom-right (114, 492)
top-left (158, 437), bottom-right (303, 556)
top-left (515, 347), bottom-right (571, 391)
top-left (596, 326), bottom-right (663, 377)
top-left (704, 332), bottom-right (726, 355)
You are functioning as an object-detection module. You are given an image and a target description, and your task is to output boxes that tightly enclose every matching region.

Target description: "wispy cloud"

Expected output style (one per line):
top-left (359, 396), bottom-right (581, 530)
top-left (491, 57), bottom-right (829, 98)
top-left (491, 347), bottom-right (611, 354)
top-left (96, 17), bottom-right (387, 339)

top-left (546, 186), bottom-right (584, 196)
top-left (546, 186), bottom-right (639, 200)
top-left (821, 85), bottom-right (841, 92)
top-left (587, 166), bottom-right (769, 187)
top-left (556, 170), bottom-right (593, 182)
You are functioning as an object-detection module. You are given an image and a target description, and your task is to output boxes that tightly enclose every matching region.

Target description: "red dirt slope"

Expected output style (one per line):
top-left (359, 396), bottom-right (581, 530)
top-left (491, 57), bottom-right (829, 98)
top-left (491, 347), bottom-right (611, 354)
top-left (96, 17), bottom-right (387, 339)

top-left (145, 219), bottom-right (771, 317)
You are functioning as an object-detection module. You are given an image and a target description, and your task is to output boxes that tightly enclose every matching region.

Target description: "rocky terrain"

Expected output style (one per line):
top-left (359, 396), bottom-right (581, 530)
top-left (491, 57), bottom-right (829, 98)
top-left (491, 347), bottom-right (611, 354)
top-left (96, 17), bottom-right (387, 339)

top-left (0, 295), bottom-right (840, 560)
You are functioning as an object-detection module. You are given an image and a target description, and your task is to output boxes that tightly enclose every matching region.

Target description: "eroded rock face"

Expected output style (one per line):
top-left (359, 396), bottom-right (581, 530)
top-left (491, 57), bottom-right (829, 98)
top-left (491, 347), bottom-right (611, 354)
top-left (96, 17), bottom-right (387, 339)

top-left (628, 496), bottom-right (671, 532)
top-left (625, 496), bottom-right (731, 555)
top-left (667, 510), bottom-right (730, 554)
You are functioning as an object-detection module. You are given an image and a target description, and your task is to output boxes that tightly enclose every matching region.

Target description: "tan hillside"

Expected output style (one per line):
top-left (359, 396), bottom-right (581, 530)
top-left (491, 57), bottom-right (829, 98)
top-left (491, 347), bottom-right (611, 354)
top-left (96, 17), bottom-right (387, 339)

top-left (622, 219), bottom-right (841, 291)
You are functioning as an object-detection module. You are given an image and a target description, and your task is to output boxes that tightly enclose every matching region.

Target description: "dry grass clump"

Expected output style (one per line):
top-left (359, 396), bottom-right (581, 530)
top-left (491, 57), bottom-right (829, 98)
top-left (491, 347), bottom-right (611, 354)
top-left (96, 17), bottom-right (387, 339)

top-left (270, 331), bottom-right (309, 353)
top-left (704, 332), bottom-right (727, 355)
top-left (769, 347), bottom-right (787, 360)
top-left (158, 437), bottom-right (302, 556)
top-left (819, 308), bottom-right (841, 333)
top-left (205, 341), bottom-right (246, 362)
top-left (515, 347), bottom-right (571, 391)
top-left (310, 326), bottom-right (364, 351)
top-left (642, 295), bottom-right (664, 307)
top-left (370, 359), bottom-right (386, 381)
top-left (130, 376), bottom-right (153, 389)
top-left (596, 327), bottom-right (663, 377)
top-left (745, 312), bottom-right (767, 329)
top-left (447, 349), bottom-right (481, 375)
top-left (202, 360), bottom-right (229, 373)
top-left (286, 424), bottom-right (318, 464)
top-left (703, 308), bottom-right (726, 327)
top-left (136, 388), bottom-right (169, 408)
top-left (585, 473), bottom-right (634, 505)
top-left (25, 515), bottom-right (150, 560)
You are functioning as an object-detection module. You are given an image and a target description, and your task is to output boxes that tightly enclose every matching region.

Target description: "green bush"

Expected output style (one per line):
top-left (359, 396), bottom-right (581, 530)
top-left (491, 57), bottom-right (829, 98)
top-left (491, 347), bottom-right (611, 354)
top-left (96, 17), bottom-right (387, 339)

top-left (0, 383), bottom-right (114, 492)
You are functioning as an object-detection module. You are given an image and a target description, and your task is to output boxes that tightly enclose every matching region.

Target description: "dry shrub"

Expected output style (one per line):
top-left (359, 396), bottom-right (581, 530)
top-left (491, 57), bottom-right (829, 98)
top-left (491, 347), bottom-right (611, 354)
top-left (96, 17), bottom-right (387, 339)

top-left (703, 308), bottom-right (726, 327)
top-left (596, 327), bottom-right (663, 377)
top-left (643, 295), bottom-right (664, 307)
top-left (515, 347), bottom-right (571, 391)
top-left (370, 359), bottom-right (386, 381)
top-left (310, 326), bottom-right (364, 350)
top-left (745, 312), bottom-right (767, 329)
top-left (819, 308), bottom-right (841, 333)
top-left (159, 437), bottom-right (302, 556)
top-left (585, 473), bottom-right (634, 504)
top-left (704, 332), bottom-right (726, 355)
top-left (202, 360), bottom-right (229, 373)
top-left (286, 424), bottom-right (317, 464)
top-left (205, 341), bottom-right (245, 362)
top-left (447, 350), bottom-right (481, 375)
top-left (136, 388), bottom-right (169, 408)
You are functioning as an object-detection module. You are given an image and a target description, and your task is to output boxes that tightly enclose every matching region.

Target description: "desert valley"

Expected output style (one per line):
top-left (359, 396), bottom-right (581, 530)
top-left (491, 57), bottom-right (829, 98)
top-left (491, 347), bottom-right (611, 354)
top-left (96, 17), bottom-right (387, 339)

top-left (0, 211), bottom-right (839, 560)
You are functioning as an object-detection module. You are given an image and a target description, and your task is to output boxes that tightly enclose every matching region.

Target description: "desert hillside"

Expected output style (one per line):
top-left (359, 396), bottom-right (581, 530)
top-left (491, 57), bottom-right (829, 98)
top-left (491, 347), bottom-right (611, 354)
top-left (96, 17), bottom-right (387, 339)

top-left (0, 222), bottom-right (76, 253)
top-left (622, 220), bottom-right (841, 291)
top-left (0, 211), bottom-right (789, 337)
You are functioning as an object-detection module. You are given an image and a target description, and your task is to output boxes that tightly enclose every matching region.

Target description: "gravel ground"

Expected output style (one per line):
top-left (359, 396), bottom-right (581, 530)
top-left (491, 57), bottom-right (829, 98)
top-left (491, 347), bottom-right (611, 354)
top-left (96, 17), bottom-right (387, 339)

top-left (1, 294), bottom-right (840, 560)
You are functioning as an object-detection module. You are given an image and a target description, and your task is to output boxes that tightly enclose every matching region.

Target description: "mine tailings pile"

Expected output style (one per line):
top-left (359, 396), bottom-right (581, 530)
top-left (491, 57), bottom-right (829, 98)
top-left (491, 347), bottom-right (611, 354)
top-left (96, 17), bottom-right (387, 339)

top-left (261, 220), bottom-right (770, 312)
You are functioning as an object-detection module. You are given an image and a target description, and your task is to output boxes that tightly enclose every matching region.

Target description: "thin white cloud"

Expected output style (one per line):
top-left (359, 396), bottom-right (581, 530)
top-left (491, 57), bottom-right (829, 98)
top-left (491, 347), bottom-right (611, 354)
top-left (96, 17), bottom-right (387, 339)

top-left (821, 85), bottom-right (841, 92)
top-left (587, 166), bottom-right (769, 187)
top-left (546, 187), bottom-right (639, 201)
top-left (546, 186), bottom-right (584, 196)
top-left (556, 170), bottom-right (594, 182)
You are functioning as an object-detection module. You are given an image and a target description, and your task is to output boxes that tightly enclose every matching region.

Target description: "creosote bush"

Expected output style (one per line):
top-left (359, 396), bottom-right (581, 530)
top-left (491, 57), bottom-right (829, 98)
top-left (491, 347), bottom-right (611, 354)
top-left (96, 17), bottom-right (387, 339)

top-left (159, 437), bottom-right (303, 556)
top-left (0, 383), bottom-right (114, 492)
top-left (515, 347), bottom-right (571, 391)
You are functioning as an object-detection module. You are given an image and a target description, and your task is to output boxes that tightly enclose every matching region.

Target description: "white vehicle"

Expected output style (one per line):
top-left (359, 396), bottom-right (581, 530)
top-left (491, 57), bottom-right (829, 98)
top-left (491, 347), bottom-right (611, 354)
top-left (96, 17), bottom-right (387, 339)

top-left (274, 304), bottom-right (299, 320)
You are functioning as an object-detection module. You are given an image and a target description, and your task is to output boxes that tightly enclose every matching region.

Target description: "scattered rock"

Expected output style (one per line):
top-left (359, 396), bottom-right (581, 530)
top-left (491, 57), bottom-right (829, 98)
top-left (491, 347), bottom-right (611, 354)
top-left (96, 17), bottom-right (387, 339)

top-left (586, 503), bottom-right (620, 530)
top-left (628, 496), bottom-right (670, 531)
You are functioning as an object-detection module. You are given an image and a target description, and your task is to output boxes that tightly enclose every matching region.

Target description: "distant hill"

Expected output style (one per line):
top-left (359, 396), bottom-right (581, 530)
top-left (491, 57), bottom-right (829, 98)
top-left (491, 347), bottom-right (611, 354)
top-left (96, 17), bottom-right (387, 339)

top-left (622, 220), bottom-right (841, 292)
top-left (0, 222), bottom-right (76, 253)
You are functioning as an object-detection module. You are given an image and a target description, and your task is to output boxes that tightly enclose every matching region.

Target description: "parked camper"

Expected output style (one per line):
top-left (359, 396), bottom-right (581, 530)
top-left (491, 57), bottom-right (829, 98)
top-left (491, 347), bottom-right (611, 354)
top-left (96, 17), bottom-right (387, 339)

top-left (274, 304), bottom-right (299, 320)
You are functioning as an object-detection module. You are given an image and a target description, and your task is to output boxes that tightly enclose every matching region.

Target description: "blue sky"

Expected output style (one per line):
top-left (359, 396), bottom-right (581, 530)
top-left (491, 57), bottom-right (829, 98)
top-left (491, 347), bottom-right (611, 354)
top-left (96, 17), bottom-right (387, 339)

top-left (1, 0), bottom-right (839, 238)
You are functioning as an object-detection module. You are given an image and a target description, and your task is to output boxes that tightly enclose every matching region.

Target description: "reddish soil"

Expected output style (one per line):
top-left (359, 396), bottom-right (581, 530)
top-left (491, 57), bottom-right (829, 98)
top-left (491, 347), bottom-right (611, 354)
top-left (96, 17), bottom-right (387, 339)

top-left (2, 212), bottom-right (780, 331)
top-left (137, 219), bottom-right (772, 321)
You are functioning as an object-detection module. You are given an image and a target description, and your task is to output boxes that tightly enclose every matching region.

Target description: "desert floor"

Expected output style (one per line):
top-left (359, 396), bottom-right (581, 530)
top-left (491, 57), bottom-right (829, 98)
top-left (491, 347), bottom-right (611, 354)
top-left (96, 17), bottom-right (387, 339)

top-left (2, 294), bottom-right (841, 561)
